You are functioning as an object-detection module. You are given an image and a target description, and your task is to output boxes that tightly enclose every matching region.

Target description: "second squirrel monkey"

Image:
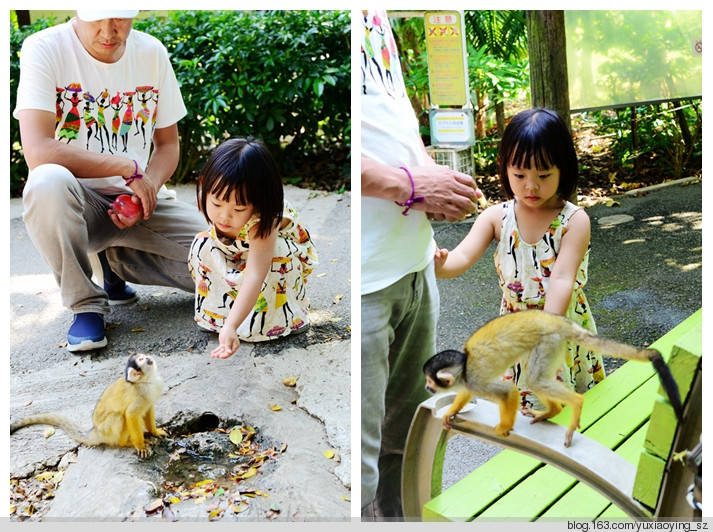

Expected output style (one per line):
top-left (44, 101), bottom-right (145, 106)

top-left (11, 353), bottom-right (166, 458)
top-left (423, 310), bottom-right (683, 447)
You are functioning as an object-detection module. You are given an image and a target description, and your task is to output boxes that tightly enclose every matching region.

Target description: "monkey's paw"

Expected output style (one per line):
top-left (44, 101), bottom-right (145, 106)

top-left (494, 424), bottom-right (512, 438)
top-left (153, 428), bottom-right (168, 438)
top-left (442, 415), bottom-right (455, 431)
top-left (136, 447), bottom-right (152, 459)
top-left (564, 429), bottom-right (575, 447)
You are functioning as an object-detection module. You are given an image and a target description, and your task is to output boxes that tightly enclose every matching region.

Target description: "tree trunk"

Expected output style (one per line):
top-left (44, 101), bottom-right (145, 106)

top-left (525, 11), bottom-right (571, 132)
top-left (495, 100), bottom-right (506, 137)
top-left (16, 10), bottom-right (31, 26)
top-left (526, 10), bottom-right (576, 202)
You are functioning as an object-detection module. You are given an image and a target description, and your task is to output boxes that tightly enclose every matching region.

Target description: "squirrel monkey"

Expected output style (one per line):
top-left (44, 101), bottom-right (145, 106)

top-left (423, 310), bottom-right (683, 447)
top-left (10, 353), bottom-right (166, 458)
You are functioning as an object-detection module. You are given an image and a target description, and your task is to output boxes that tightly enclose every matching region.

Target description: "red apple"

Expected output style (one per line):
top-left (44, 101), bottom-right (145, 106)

top-left (113, 194), bottom-right (142, 218)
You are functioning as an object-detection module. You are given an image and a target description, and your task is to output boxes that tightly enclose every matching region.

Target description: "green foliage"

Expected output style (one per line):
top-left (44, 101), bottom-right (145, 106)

top-left (588, 102), bottom-right (702, 181)
top-left (9, 10), bottom-right (351, 196)
top-left (134, 10), bottom-right (350, 187)
top-left (466, 44), bottom-right (529, 109)
top-left (9, 14), bottom-right (59, 196)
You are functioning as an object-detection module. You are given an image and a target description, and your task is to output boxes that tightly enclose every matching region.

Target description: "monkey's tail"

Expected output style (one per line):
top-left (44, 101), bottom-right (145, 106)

top-left (572, 328), bottom-right (683, 422)
top-left (648, 350), bottom-right (684, 422)
top-left (10, 414), bottom-right (97, 446)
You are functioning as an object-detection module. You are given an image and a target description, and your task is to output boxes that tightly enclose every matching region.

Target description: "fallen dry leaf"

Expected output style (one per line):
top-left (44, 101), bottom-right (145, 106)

top-left (144, 498), bottom-right (164, 514)
top-left (282, 376), bottom-right (299, 387)
top-left (323, 449), bottom-right (335, 459)
top-left (269, 403), bottom-right (282, 411)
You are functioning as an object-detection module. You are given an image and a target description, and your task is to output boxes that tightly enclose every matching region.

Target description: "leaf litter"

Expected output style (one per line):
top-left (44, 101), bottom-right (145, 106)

top-left (149, 423), bottom-right (286, 520)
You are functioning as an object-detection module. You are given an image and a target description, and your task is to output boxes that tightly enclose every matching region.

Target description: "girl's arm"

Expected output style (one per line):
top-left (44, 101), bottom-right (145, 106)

top-left (212, 226), bottom-right (278, 359)
top-left (544, 209), bottom-right (591, 316)
top-left (435, 204), bottom-right (501, 278)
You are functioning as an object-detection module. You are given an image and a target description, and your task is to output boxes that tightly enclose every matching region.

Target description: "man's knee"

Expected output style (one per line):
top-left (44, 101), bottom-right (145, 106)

top-left (23, 164), bottom-right (82, 217)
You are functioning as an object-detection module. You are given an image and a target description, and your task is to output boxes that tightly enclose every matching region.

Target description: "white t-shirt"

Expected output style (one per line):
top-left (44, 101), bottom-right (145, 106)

top-left (13, 19), bottom-right (186, 198)
top-left (361, 10), bottom-right (435, 295)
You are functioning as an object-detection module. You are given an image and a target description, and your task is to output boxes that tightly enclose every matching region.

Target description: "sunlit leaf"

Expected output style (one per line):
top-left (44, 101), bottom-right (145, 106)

top-left (282, 376), bottom-right (300, 387)
top-left (230, 427), bottom-right (243, 445)
top-left (43, 428), bottom-right (55, 438)
top-left (323, 449), bottom-right (335, 459)
top-left (144, 498), bottom-right (164, 514)
top-left (231, 502), bottom-right (249, 513)
top-left (235, 467), bottom-right (258, 480)
top-left (269, 403), bottom-right (282, 411)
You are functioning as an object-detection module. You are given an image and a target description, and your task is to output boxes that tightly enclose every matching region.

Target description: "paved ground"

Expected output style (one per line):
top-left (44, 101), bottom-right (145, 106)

top-left (8, 184), bottom-right (352, 521)
top-left (434, 179), bottom-right (702, 489)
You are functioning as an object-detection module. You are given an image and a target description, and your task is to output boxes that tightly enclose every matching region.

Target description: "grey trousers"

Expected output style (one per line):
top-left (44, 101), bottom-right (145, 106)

top-left (361, 261), bottom-right (440, 519)
top-left (21, 163), bottom-right (206, 315)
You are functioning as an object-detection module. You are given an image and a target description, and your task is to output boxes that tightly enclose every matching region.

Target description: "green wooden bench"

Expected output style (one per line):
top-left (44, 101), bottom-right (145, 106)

top-left (402, 309), bottom-right (702, 521)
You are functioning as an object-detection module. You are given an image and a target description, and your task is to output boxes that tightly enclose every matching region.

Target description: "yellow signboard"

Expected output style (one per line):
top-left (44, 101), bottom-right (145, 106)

top-left (425, 11), bottom-right (468, 107)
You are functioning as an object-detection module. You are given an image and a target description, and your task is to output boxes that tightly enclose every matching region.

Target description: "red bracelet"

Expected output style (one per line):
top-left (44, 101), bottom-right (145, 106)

top-left (124, 159), bottom-right (143, 186)
top-left (394, 166), bottom-right (425, 215)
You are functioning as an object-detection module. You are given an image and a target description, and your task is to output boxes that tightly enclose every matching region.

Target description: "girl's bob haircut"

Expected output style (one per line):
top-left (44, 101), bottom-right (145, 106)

top-left (498, 108), bottom-right (579, 200)
top-left (197, 137), bottom-right (284, 239)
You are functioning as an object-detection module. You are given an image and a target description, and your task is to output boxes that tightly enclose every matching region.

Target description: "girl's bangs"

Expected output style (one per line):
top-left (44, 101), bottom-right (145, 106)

top-left (509, 140), bottom-right (555, 171)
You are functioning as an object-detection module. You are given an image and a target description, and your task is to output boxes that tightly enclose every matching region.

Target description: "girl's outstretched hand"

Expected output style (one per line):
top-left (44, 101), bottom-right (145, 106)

top-left (434, 247), bottom-right (449, 276)
top-left (212, 328), bottom-right (240, 359)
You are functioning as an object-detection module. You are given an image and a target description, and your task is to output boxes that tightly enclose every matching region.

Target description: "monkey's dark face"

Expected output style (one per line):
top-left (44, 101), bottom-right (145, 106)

top-left (425, 375), bottom-right (444, 395)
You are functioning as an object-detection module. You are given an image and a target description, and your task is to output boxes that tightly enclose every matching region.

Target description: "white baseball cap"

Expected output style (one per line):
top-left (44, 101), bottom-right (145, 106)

top-left (76, 10), bottom-right (140, 22)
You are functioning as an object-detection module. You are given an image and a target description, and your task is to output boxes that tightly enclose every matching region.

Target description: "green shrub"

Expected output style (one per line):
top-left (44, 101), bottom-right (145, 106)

top-left (135, 10), bottom-right (351, 188)
top-left (10, 10), bottom-right (351, 196)
top-left (10, 14), bottom-right (60, 197)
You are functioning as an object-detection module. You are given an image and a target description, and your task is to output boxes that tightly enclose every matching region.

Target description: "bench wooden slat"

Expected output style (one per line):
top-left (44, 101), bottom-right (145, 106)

top-left (473, 377), bottom-right (660, 521)
top-left (633, 316), bottom-right (702, 510)
top-left (540, 424), bottom-right (649, 520)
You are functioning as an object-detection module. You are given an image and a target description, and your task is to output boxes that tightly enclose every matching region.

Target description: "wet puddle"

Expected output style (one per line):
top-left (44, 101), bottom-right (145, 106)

top-left (143, 411), bottom-right (285, 517)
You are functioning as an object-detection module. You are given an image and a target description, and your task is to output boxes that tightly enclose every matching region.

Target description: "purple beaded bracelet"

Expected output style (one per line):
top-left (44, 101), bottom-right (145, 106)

top-left (124, 159), bottom-right (143, 186)
top-left (395, 166), bottom-right (425, 215)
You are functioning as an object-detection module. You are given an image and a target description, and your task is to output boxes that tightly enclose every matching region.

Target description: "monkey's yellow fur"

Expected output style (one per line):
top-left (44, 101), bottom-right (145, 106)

top-left (11, 354), bottom-right (166, 457)
top-left (423, 310), bottom-right (682, 446)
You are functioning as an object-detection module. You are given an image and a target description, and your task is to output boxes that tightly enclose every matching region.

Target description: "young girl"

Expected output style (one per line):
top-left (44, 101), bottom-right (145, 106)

top-left (435, 108), bottom-right (606, 411)
top-left (188, 137), bottom-right (318, 359)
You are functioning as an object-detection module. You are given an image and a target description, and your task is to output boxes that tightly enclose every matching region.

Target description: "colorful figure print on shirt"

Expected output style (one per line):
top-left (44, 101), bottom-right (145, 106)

top-left (134, 86), bottom-right (153, 149)
top-left (57, 83), bottom-right (82, 142)
top-left (49, 83), bottom-right (160, 155)
top-left (361, 10), bottom-right (403, 99)
top-left (95, 88), bottom-right (113, 154)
